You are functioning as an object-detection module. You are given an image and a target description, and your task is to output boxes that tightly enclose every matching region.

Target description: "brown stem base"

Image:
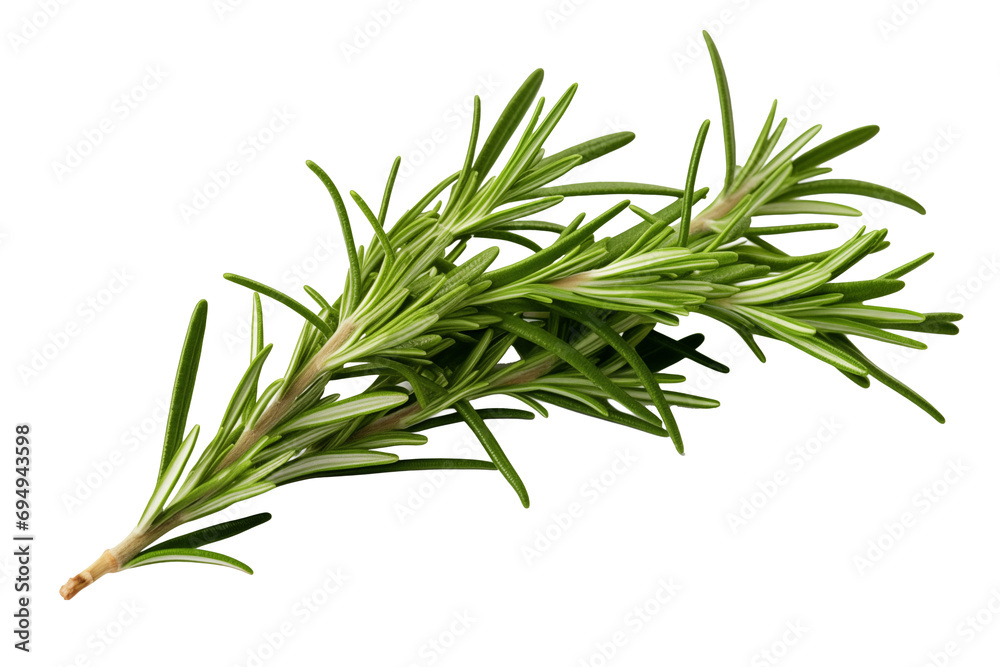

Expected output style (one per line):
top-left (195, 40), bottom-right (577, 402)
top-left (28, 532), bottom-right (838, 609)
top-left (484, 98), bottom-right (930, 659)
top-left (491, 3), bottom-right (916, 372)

top-left (60, 520), bottom-right (179, 600)
top-left (59, 550), bottom-right (119, 600)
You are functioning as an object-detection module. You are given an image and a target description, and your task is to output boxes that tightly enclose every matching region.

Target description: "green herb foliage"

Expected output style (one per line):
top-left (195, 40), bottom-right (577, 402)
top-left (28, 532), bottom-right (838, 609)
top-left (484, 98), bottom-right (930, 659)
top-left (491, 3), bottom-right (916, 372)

top-left (121, 33), bottom-right (960, 577)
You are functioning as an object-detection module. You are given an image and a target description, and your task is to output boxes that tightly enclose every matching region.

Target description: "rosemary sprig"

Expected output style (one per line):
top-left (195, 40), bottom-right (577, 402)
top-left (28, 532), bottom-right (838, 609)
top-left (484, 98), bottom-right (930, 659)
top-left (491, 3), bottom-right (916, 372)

top-left (60, 32), bottom-right (960, 600)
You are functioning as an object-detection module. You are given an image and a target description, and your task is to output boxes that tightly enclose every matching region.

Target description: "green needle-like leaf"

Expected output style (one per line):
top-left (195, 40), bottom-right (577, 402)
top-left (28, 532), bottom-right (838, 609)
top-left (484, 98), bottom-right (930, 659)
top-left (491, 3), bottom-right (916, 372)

top-left (123, 548), bottom-right (254, 575)
top-left (881, 312), bottom-right (962, 335)
top-left (444, 95), bottom-right (481, 220)
top-left (224, 273), bottom-right (333, 338)
top-left (378, 156), bottom-right (401, 227)
top-left (158, 300), bottom-right (208, 481)
top-left (273, 458), bottom-right (497, 486)
top-left (802, 317), bottom-right (927, 349)
top-left (754, 201), bottom-right (862, 217)
top-left (348, 432), bottom-right (429, 449)
top-left (703, 30), bottom-right (736, 192)
top-left (827, 334), bottom-right (945, 422)
top-left (792, 125), bottom-right (880, 173)
top-left (880, 252), bottom-right (934, 280)
top-left (140, 513), bottom-right (272, 553)
top-left (680, 119), bottom-right (711, 246)
top-left (351, 190), bottom-right (396, 264)
top-left (508, 181), bottom-right (683, 201)
top-left (472, 68), bottom-right (544, 188)
top-left (475, 230), bottom-right (543, 252)
top-left (280, 391), bottom-right (410, 432)
top-left (306, 160), bottom-right (362, 317)
top-left (533, 131), bottom-right (635, 171)
top-left (455, 400), bottom-right (530, 507)
top-left (407, 408), bottom-right (535, 432)
top-left (808, 279), bottom-right (905, 302)
top-left (531, 392), bottom-right (670, 437)
top-left (242, 294), bottom-right (265, 425)
top-left (777, 178), bottom-right (925, 214)
top-left (268, 450), bottom-right (399, 485)
top-left (749, 222), bottom-right (840, 235)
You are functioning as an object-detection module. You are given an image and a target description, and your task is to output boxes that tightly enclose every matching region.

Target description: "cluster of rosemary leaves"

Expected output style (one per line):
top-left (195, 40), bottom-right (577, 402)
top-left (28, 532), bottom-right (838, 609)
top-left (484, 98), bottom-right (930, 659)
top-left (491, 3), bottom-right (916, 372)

top-left (60, 33), bottom-right (960, 599)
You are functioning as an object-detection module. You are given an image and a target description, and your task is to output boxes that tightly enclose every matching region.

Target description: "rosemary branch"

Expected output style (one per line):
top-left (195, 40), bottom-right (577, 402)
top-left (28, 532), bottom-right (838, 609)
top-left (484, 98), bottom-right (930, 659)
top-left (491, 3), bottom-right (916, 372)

top-left (61, 33), bottom-right (960, 600)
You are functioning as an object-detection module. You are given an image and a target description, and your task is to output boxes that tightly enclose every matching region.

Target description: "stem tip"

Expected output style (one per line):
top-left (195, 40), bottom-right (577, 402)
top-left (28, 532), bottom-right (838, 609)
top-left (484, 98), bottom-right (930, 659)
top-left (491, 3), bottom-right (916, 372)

top-left (60, 550), bottom-right (119, 600)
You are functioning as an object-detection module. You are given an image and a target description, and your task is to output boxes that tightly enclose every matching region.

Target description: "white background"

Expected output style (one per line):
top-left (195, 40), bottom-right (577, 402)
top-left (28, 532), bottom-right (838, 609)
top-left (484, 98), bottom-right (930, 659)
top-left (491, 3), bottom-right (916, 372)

top-left (2, 0), bottom-right (998, 665)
